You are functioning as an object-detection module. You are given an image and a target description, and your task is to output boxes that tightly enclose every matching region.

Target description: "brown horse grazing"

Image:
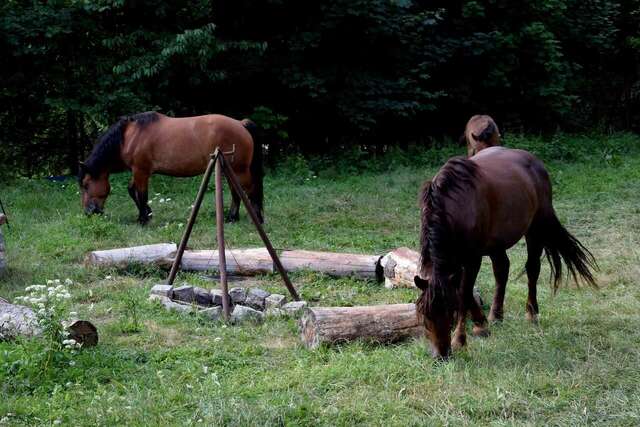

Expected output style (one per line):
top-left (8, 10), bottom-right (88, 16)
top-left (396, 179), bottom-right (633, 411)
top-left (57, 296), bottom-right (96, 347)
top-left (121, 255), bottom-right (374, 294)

top-left (79, 112), bottom-right (263, 224)
top-left (463, 115), bottom-right (501, 156)
top-left (414, 147), bottom-right (597, 359)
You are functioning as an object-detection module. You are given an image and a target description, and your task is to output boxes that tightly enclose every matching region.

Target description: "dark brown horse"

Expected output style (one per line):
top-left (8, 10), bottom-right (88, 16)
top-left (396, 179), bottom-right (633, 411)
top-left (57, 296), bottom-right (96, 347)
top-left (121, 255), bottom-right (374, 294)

top-left (462, 115), bottom-right (501, 156)
top-left (79, 112), bottom-right (263, 224)
top-left (415, 147), bottom-right (597, 359)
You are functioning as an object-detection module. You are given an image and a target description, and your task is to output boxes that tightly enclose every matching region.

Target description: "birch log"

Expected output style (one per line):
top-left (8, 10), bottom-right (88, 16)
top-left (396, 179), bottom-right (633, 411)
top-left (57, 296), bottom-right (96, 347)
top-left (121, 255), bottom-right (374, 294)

top-left (280, 250), bottom-right (382, 280)
top-left (299, 303), bottom-right (423, 349)
top-left (163, 248), bottom-right (274, 275)
top-left (379, 247), bottom-right (420, 288)
top-left (85, 243), bottom-right (177, 266)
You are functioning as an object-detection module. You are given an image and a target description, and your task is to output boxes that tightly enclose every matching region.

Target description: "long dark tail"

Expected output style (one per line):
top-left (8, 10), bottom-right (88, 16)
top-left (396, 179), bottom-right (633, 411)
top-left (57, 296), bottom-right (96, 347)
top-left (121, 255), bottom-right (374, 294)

top-left (541, 212), bottom-right (598, 291)
top-left (242, 119), bottom-right (264, 219)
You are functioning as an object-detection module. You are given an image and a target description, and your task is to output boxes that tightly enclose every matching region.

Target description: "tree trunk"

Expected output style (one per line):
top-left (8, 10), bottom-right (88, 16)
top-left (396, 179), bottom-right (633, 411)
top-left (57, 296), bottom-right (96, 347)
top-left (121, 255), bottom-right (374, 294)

top-left (280, 250), bottom-right (382, 280)
top-left (163, 248), bottom-right (274, 275)
top-left (85, 243), bottom-right (177, 266)
top-left (299, 303), bottom-right (423, 349)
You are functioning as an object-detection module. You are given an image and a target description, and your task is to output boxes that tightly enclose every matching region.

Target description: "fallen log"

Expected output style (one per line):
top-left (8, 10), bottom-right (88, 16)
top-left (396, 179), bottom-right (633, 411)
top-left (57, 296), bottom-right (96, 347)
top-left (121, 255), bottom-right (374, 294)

top-left (162, 248), bottom-right (274, 275)
top-left (280, 250), bottom-right (382, 280)
top-left (380, 247), bottom-right (420, 288)
top-left (86, 243), bottom-right (177, 267)
top-left (0, 297), bottom-right (40, 339)
top-left (299, 303), bottom-right (423, 349)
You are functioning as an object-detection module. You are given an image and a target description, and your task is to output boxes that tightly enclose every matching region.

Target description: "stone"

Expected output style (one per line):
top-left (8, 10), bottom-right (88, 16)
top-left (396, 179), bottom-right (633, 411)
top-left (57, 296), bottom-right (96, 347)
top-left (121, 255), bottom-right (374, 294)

top-left (231, 305), bottom-right (264, 323)
top-left (282, 301), bottom-right (307, 315)
top-left (172, 285), bottom-right (195, 303)
top-left (150, 284), bottom-right (173, 297)
top-left (193, 287), bottom-right (212, 306)
top-left (245, 288), bottom-right (270, 311)
top-left (265, 307), bottom-right (286, 318)
top-left (229, 287), bottom-right (247, 304)
top-left (210, 289), bottom-right (227, 306)
top-left (199, 306), bottom-right (223, 321)
top-left (149, 294), bottom-right (195, 314)
top-left (265, 294), bottom-right (286, 310)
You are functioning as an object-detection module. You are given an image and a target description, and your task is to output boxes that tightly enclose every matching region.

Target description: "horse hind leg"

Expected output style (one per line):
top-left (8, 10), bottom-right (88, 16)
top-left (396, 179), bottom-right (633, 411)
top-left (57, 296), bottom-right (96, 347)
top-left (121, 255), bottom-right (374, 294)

top-left (524, 234), bottom-right (543, 323)
top-left (225, 187), bottom-right (241, 223)
top-left (488, 250), bottom-right (510, 322)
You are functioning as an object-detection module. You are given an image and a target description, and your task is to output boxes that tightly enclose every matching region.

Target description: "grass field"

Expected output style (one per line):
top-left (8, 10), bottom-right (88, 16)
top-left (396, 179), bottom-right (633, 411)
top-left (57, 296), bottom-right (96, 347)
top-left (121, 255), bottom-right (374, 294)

top-left (1, 134), bottom-right (640, 426)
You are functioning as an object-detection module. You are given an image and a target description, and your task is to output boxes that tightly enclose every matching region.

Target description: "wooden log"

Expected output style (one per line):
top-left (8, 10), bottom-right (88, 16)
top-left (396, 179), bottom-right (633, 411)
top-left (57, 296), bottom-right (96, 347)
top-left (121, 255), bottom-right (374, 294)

top-left (299, 303), bottom-right (423, 349)
top-left (379, 247), bottom-right (420, 288)
top-left (162, 248), bottom-right (274, 275)
top-left (280, 250), bottom-right (382, 280)
top-left (0, 213), bottom-right (6, 225)
top-left (85, 243), bottom-right (177, 266)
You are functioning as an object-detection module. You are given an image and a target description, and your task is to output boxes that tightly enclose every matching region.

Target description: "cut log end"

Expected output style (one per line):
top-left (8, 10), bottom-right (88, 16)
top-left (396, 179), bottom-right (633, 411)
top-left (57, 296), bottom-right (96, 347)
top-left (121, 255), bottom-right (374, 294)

top-left (67, 320), bottom-right (98, 347)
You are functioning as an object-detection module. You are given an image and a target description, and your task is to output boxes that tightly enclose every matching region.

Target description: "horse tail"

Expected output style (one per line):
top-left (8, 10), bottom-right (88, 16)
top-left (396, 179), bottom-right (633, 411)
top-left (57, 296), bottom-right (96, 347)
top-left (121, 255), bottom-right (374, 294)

top-left (242, 119), bottom-right (264, 218)
top-left (472, 120), bottom-right (498, 142)
top-left (539, 211), bottom-right (598, 291)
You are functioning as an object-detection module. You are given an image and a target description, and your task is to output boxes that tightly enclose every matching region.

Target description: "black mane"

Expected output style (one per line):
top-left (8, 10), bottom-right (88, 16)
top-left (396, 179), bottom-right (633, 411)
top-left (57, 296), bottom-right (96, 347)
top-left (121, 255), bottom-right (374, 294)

top-left (80, 112), bottom-right (159, 180)
top-left (418, 157), bottom-right (478, 310)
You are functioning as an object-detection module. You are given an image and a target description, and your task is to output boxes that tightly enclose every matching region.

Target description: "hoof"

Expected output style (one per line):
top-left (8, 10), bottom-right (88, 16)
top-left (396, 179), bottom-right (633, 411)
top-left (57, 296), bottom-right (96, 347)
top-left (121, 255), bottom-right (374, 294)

top-left (225, 216), bottom-right (239, 223)
top-left (525, 311), bottom-right (539, 324)
top-left (488, 311), bottom-right (503, 322)
top-left (472, 325), bottom-right (490, 337)
top-left (451, 336), bottom-right (466, 351)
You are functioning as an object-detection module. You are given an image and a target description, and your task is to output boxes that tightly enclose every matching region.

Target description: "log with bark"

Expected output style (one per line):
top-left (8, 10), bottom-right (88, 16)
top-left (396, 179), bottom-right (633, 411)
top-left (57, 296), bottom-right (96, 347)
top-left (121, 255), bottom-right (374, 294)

top-left (85, 243), bottom-right (177, 267)
top-left (280, 250), bottom-right (382, 280)
top-left (162, 248), bottom-right (274, 275)
top-left (299, 303), bottom-right (424, 349)
top-left (379, 247), bottom-right (420, 289)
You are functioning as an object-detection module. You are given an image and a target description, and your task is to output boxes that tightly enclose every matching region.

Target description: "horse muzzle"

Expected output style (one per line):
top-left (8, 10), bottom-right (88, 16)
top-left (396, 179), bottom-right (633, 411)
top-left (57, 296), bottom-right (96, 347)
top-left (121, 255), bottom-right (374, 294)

top-left (85, 203), bottom-right (104, 215)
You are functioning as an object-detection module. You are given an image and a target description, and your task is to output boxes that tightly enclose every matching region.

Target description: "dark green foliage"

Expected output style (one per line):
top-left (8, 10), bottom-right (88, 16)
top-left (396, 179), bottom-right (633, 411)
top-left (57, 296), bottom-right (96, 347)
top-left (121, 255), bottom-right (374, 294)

top-left (1, 0), bottom-right (639, 176)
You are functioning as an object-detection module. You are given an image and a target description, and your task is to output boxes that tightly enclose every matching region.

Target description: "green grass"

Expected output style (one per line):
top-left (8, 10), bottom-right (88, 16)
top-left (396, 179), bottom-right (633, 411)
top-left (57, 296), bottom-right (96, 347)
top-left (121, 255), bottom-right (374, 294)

top-left (1, 134), bottom-right (640, 426)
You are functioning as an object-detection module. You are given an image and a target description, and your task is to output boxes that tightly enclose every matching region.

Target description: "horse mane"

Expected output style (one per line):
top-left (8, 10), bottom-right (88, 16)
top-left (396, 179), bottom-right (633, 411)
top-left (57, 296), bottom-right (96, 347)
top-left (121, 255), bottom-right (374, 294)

top-left (418, 157), bottom-right (479, 312)
top-left (80, 112), bottom-right (159, 179)
top-left (473, 119), bottom-right (497, 142)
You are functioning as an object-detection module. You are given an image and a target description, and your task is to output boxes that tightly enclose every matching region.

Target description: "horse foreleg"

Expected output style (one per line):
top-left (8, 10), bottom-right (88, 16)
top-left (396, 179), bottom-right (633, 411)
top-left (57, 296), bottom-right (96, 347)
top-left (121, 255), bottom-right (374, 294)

top-left (488, 251), bottom-right (510, 322)
top-left (525, 235), bottom-right (543, 323)
top-left (462, 257), bottom-right (490, 337)
top-left (451, 271), bottom-right (469, 351)
top-left (132, 170), bottom-right (152, 225)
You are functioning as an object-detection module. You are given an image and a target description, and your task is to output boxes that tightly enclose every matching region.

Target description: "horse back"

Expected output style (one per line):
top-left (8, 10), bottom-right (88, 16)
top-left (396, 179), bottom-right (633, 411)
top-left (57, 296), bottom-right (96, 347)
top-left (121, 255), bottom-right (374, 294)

top-left (121, 114), bottom-right (253, 176)
top-left (469, 147), bottom-right (551, 251)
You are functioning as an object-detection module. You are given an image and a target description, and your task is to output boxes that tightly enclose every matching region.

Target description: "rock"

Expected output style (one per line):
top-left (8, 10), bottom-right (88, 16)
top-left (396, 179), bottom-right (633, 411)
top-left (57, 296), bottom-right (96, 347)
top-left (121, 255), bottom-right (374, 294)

top-left (245, 288), bottom-right (270, 311)
top-left (0, 298), bottom-right (41, 339)
top-left (210, 289), bottom-right (226, 306)
top-left (149, 294), bottom-right (195, 314)
top-left (150, 284), bottom-right (173, 297)
top-left (229, 287), bottom-right (247, 304)
top-left (200, 306), bottom-right (223, 321)
top-left (231, 305), bottom-right (264, 323)
top-left (282, 301), bottom-right (307, 315)
top-left (265, 307), bottom-right (286, 318)
top-left (172, 285), bottom-right (195, 303)
top-left (193, 287), bottom-right (212, 306)
top-left (265, 294), bottom-right (286, 310)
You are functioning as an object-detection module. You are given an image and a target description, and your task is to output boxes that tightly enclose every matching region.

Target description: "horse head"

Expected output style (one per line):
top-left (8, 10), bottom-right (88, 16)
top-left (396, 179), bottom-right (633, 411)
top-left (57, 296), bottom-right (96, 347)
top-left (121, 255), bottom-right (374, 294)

top-left (414, 269), bottom-right (460, 360)
top-left (78, 162), bottom-right (110, 215)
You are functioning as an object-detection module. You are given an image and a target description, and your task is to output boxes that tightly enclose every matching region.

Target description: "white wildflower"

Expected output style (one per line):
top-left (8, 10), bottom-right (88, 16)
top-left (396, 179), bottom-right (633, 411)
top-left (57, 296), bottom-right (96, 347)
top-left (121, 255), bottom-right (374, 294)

top-left (105, 276), bottom-right (112, 280)
top-left (64, 278), bottom-right (73, 285)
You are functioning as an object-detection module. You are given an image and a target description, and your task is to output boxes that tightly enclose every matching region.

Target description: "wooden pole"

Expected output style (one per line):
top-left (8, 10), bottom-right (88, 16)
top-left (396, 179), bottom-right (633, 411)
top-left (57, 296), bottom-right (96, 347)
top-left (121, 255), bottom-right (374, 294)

top-left (214, 151), bottom-right (231, 320)
top-left (219, 154), bottom-right (300, 301)
top-left (166, 154), bottom-right (216, 288)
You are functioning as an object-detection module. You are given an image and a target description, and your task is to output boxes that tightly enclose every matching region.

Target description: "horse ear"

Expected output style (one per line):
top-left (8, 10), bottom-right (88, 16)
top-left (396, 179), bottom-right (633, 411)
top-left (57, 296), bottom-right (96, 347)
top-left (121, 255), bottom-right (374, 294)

top-left (471, 132), bottom-right (479, 141)
top-left (414, 275), bottom-right (429, 291)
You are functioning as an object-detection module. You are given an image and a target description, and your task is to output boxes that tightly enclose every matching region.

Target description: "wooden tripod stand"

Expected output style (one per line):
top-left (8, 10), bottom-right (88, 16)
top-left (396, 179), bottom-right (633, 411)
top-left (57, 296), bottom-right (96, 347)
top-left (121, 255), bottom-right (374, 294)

top-left (165, 148), bottom-right (300, 321)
